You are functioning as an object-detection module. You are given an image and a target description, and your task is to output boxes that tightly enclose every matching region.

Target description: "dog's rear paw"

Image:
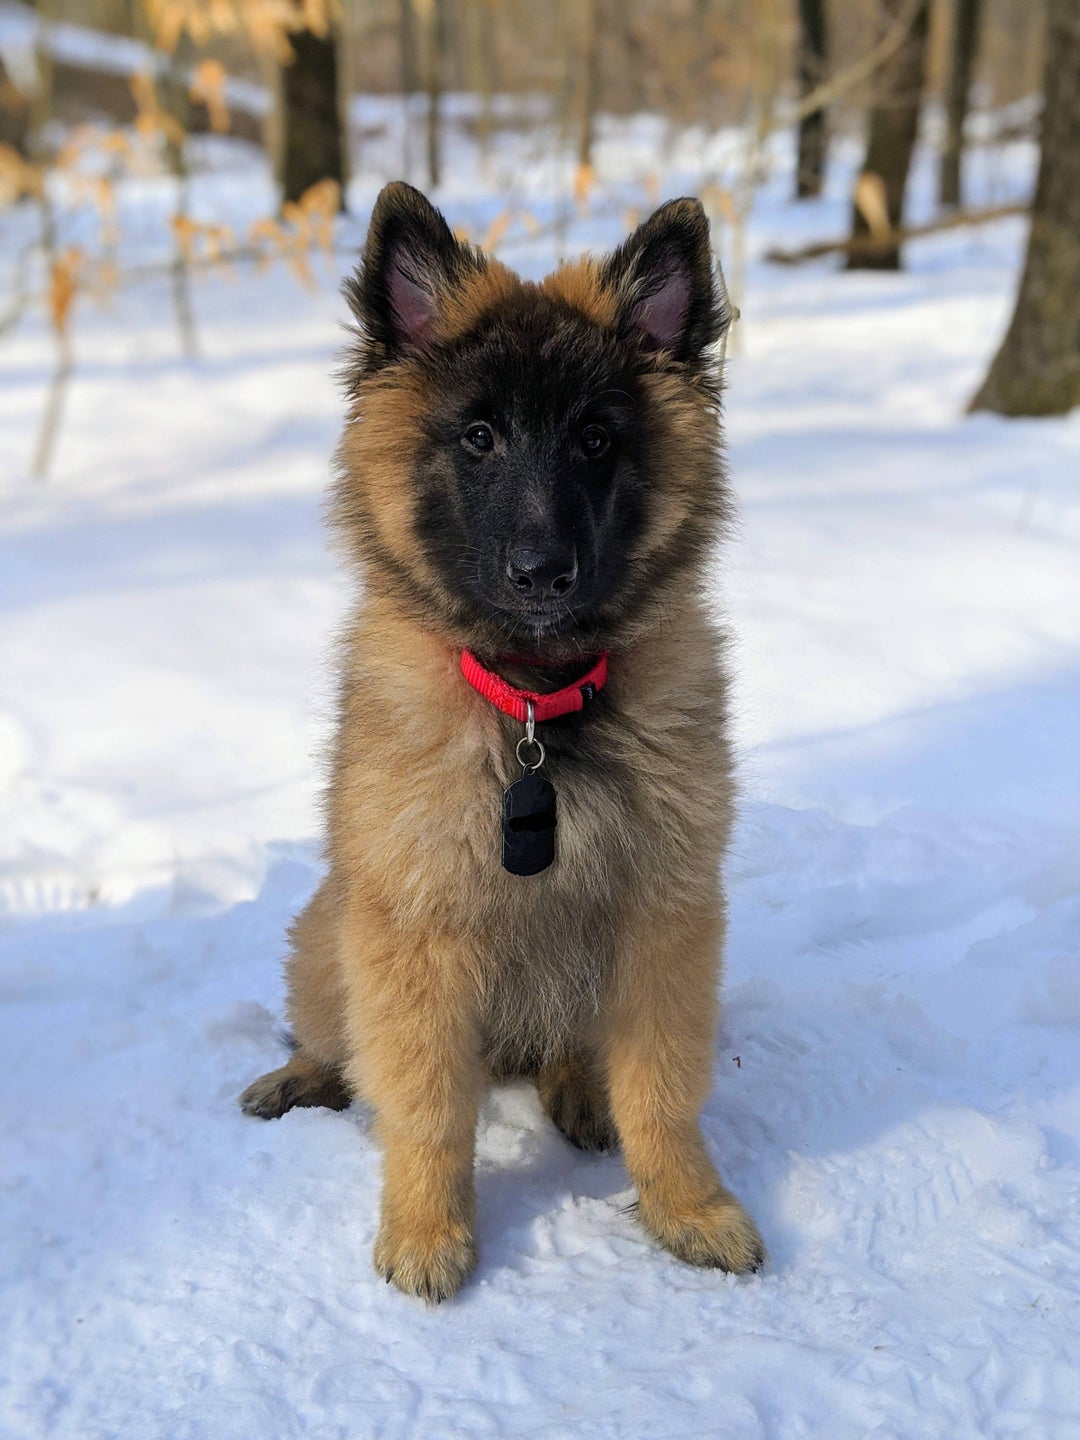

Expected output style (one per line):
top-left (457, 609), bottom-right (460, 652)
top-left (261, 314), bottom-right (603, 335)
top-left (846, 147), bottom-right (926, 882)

top-left (239, 1069), bottom-right (300, 1119)
top-left (638, 1187), bottom-right (765, 1274)
top-left (374, 1219), bottom-right (477, 1305)
top-left (239, 1056), bottom-right (350, 1120)
top-left (539, 1057), bottom-right (619, 1154)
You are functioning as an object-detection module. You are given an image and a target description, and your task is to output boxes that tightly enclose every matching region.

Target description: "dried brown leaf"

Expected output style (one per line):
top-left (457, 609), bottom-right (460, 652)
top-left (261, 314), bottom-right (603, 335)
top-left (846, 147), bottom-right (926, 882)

top-left (189, 58), bottom-right (230, 135)
top-left (479, 210), bottom-right (511, 253)
top-left (49, 248), bottom-right (83, 336)
top-left (573, 162), bottom-right (595, 211)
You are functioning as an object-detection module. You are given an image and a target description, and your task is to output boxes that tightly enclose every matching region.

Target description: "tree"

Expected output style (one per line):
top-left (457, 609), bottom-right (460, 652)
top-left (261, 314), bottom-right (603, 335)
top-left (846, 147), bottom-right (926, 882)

top-left (577, 0), bottom-right (600, 171)
top-left (794, 0), bottom-right (828, 198)
top-left (939, 0), bottom-right (984, 207)
top-left (845, 0), bottom-right (930, 270)
top-left (970, 0), bottom-right (1080, 416)
top-left (423, 0), bottom-right (446, 191)
top-left (463, 0), bottom-right (498, 171)
top-left (281, 21), bottom-right (345, 206)
top-left (0, 54), bottom-right (29, 157)
top-left (400, 0), bottom-right (446, 190)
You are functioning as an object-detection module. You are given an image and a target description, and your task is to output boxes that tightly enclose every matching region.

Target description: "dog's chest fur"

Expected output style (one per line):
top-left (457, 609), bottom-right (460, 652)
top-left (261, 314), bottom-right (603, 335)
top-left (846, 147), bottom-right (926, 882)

top-left (328, 599), bottom-right (734, 1069)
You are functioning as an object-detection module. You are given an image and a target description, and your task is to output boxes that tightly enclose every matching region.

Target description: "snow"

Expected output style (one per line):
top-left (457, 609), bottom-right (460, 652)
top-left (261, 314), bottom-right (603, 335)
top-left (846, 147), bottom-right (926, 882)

top-left (2, 101), bottom-right (1079, 1439)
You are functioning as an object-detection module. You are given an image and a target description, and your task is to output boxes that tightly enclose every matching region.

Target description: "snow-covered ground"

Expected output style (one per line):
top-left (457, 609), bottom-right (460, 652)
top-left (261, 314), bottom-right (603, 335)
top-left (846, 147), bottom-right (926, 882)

top-left (2, 107), bottom-right (1079, 1439)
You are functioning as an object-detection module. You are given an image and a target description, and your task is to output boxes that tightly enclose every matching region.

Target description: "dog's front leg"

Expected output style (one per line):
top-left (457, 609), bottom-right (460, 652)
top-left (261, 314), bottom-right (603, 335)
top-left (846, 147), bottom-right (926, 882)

top-left (605, 908), bottom-right (765, 1274)
top-left (344, 916), bottom-right (483, 1303)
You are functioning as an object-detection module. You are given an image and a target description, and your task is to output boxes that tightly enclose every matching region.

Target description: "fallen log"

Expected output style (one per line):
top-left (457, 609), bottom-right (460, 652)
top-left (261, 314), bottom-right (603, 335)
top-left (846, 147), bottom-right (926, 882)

top-left (763, 201), bottom-right (1029, 265)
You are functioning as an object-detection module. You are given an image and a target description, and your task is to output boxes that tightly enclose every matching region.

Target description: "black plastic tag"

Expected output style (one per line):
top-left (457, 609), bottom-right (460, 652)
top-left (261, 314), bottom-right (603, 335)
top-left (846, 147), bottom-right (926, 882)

top-left (502, 771), bottom-right (557, 876)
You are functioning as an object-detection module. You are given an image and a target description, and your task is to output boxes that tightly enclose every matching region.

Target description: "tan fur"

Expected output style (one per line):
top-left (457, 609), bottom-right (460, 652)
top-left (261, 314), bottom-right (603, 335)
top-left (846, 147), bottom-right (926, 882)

top-left (540, 258), bottom-right (620, 327)
top-left (439, 255), bottom-right (618, 343)
top-left (241, 248), bottom-right (764, 1302)
top-left (439, 256), bottom-right (521, 338)
top-left (333, 369), bottom-right (428, 577)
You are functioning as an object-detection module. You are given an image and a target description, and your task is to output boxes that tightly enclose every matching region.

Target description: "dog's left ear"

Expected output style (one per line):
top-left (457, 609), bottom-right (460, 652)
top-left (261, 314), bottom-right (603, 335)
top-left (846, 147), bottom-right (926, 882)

top-left (603, 198), bottom-right (728, 364)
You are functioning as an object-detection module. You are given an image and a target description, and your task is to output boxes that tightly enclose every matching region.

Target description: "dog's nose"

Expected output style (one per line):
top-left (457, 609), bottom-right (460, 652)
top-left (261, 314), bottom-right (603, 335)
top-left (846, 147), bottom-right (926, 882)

top-left (506, 545), bottom-right (578, 599)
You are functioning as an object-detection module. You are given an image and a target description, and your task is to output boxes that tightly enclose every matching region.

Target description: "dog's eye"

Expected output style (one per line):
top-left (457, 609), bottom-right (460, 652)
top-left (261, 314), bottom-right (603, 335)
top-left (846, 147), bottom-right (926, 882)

top-left (463, 423), bottom-right (495, 453)
top-left (580, 424), bottom-right (610, 459)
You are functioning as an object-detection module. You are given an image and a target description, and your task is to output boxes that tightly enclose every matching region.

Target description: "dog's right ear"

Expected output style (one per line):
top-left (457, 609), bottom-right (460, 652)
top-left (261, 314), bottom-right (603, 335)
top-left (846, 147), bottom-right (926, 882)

top-left (344, 182), bottom-right (479, 360)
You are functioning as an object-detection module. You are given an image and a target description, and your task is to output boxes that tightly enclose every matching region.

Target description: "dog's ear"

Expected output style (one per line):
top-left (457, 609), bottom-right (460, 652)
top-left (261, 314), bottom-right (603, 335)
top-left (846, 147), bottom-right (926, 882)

top-left (345, 182), bottom-right (479, 357)
top-left (603, 198), bottom-right (728, 363)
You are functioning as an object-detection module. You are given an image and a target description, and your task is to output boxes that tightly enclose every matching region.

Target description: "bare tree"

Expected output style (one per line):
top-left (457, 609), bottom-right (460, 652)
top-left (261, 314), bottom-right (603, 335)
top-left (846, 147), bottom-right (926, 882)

top-left (794, 0), bottom-right (828, 198)
top-left (464, 0), bottom-right (498, 170)
top-left (611, 0), bottom-right (645, 114)
top-left (0, 54), bottom-right (29, 156)
top-left (939, 0), bottom-right (984, 207)
top-left (577, 0), bottom-right (600, 170)
top-left (405, 0), bottom-right (446, 190)
top-left (400, 0), bottom-right (446, 189)
top-left (282, 21), bottom-right (345, 206)
top-left (398, 0), bottom-right (417, 178)
top-left (846, 0), bottom-right (930, 270)
top-left (970, 0), bottom-right (1080, 416)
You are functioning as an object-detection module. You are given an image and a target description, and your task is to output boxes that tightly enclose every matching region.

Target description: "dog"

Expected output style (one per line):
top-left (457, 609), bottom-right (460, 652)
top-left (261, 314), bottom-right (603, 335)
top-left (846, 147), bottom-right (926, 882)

top-left (240, 181), bottom-right (765, 1301)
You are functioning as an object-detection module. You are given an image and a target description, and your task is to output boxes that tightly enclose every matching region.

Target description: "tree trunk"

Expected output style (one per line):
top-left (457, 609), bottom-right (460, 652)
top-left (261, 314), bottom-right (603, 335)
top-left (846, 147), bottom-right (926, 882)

top-left (414, 0), bottom-right (445, 190)
top-left (969, 0), bottom-right (1080, 416)
top-left (0, 54), bottom-right (29, 156)
top-left (612, 0), bottom-right (644, 113)
top-left (399, 0), bottom-right (416, 178)
top-left (281, 25), bottom-right (345, 206)
top-left (939, 0), bottom-right (984, 207)
top-left (795, 0), bottom-right (828, 198)
top-left (845, 0), bottom-right (930, 270)
top-left (465, 0), bottom-right (497, 168)
top-left (577, 0), bottom-right (600, 171)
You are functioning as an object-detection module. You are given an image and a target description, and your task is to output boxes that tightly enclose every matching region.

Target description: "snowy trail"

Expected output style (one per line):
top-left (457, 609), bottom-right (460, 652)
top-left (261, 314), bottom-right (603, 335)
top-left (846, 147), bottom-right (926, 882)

top-left (3, 135), bottom-right (1080, 1437)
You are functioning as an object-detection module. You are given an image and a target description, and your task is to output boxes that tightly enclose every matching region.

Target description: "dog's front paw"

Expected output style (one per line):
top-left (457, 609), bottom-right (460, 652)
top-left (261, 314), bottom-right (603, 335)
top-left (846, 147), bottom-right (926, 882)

top-left (373, 1217), bottom-right (477, 1304)
top-left (637, 1185), bottom-right (765, 1274)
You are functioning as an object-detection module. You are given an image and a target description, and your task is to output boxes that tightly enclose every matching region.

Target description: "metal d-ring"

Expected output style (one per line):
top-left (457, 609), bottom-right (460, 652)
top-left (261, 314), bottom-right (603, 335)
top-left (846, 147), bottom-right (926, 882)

top-left (515, 700), bottom-right (545, 773)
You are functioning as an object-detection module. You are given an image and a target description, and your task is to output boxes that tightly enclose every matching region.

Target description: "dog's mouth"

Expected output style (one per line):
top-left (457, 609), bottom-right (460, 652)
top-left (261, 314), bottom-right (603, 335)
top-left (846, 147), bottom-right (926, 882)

top-left (478, 594), bottom-right (594, 643)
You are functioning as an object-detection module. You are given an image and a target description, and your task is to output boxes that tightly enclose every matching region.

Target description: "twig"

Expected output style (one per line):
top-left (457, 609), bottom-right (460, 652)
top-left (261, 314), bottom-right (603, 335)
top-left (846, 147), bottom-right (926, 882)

top-left (170, 169), bottom-right (199, 360)
top-left (31, 326), bottom-right (72, 480)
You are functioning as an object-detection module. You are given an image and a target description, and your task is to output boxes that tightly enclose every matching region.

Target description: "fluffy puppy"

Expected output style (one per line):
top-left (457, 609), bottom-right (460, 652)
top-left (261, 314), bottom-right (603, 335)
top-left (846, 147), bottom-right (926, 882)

top-left (241, 183), bottom-right (764, 1302)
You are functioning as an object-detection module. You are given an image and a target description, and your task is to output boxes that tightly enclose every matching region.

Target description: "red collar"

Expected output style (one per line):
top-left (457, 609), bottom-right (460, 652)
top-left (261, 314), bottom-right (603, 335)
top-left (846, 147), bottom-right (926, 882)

top-left (460, 650), bottom-right (609, 724)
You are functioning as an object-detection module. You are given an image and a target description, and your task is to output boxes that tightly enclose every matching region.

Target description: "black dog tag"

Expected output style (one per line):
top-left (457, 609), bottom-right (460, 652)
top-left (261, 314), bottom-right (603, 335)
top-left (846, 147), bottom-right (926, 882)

top-left (502, 771), bottom-right (557, 875)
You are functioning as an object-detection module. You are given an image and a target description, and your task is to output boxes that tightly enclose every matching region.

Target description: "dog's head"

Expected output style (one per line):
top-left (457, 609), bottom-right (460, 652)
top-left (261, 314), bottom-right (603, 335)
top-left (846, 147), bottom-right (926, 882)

top-left (336, 182), bottom-right (732, 656)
